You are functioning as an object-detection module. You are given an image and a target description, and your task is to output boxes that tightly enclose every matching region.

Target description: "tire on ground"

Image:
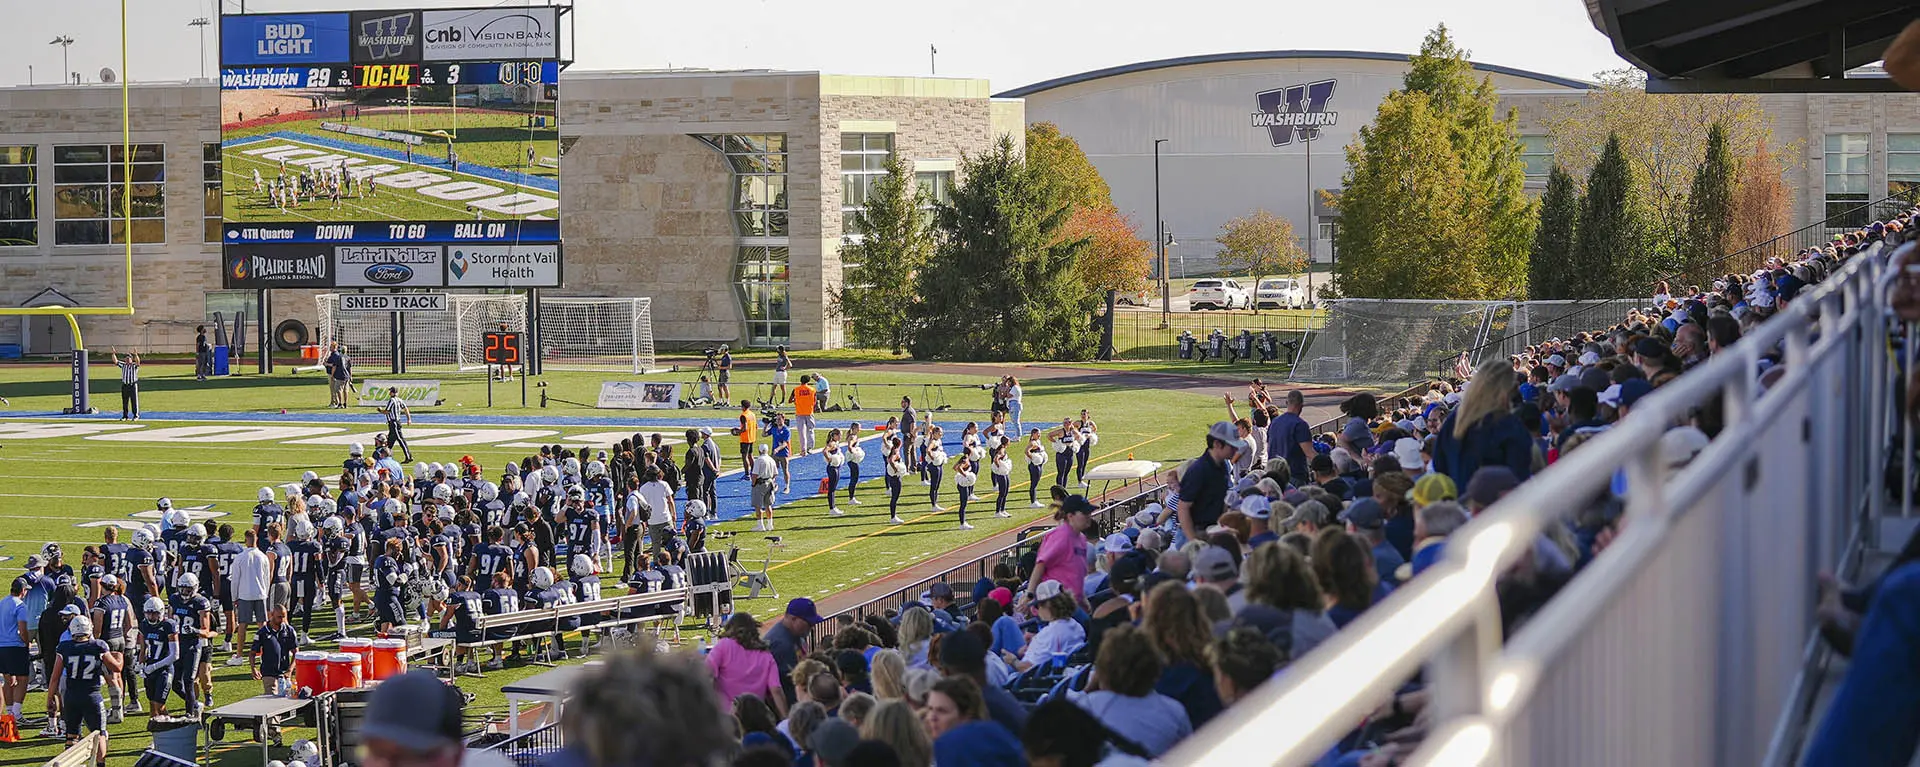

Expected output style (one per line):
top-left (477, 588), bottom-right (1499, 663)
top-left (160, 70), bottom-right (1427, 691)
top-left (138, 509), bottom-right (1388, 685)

top-left (274, 318), bottom-right (309, 352)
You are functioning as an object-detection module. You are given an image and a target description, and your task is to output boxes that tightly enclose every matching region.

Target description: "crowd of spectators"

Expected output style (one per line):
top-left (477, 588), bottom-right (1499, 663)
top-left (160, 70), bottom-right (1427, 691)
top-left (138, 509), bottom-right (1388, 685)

top-left (400, 213), bottom-right (1920, 767)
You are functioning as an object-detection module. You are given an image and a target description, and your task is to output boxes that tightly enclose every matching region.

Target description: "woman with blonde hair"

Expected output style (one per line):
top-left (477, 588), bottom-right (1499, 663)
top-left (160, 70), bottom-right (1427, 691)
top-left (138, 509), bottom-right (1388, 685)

top-left (1243, 542), bottom-right (1337, 657)
top-left (1432, 359), bottom-right (1534, 490)
top-left (1143, 581), bottom-right (1224, 728)
top-left (898, 606), bottom-right (935, 669)
top-left (861, 700), bottom-right (933, 767)
top-left (870, 648), bottom-right (909, 700)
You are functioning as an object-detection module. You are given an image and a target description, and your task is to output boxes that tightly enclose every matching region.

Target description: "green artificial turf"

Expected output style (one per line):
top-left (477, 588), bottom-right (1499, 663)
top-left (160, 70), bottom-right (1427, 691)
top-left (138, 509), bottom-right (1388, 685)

top-left (0, 360), bottom-right (1227, 765)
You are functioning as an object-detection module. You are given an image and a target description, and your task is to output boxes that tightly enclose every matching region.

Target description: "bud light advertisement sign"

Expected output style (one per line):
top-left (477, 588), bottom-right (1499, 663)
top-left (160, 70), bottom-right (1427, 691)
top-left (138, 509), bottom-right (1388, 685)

top-left (221, 13), bottom-right (351, 67)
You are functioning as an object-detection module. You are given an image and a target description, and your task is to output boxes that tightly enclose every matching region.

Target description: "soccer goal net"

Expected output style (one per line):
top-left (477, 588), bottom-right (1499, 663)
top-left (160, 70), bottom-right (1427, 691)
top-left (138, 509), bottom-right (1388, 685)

top-left (1289, 298), bottom-right (1648, 387)
top-left (315, 293), bottom-right (528, 373)
top-left (536, 297), bottom-right (656, 374)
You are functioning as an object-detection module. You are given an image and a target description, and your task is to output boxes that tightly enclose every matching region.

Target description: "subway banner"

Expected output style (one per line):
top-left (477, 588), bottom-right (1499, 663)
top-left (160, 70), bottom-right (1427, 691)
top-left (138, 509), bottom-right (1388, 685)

top-left (218, 5), bottom-right (566, 260)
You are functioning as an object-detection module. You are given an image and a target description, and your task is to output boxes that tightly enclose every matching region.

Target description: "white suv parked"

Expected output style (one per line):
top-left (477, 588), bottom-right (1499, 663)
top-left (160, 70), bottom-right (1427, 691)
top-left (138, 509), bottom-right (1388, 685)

top-left (1255, 278), bottom-right (1307, 309)
top-left (1186, 279), bottom-right (1249, 310)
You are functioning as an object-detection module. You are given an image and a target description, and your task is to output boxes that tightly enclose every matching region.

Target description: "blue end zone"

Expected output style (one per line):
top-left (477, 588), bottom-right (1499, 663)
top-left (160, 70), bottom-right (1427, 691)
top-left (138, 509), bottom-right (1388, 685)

top-left (227, 130), bottom-right (560, 194)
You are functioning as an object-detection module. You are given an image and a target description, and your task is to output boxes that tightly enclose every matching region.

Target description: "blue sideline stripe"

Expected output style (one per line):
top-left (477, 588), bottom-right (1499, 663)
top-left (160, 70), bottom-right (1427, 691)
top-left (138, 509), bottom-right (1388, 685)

top-left (230, 130), bottom-right (560, 193)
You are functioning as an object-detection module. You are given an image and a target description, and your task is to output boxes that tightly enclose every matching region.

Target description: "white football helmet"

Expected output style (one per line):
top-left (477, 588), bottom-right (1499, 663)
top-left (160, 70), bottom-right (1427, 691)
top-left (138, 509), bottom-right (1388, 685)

top-left (510, 492), bottom-right (530, 508)
top-left (476, 482), bottom-right (498, 502)
top-left (562, 457), bottom-right (580, 476)
top-left (414, 462), bottom-right (429, 479)
top-left (429, 462), bottom-right (445, 476)
top-left (143, 596), bottom-right (166, 614)
top-left (432, 484), bottom-right (453, 501)
top-left (302, 470), bottom-right (319, 483)
top-left (586, 460), bottom-right (606, 478)
top-left (166, 509), bottom-right (190, 529)
top-left (320, 517), bottom-right (343, 535)
top-left (258, 486), bottom-right (276, 503)
top-left (289, 518), bottom-right (315, 541)
top-left (290, 740), bottom-right (320, 766)
top-left (571, 553), bottom-right (596, 575)
top-left (40, 542), bottom-right (61, 560)
top-left (67, 616), bottom-right (93, 638)
top-left (132, 526), bottom-right (156, 548)
top-left (174, 572), bottom-right (199, 594)
top-left (529, 566), bottom-right (554, 590)
top-left (541, 466), bottom-right (559, 484)
top-left (185, 524), bottom-right (206, 542)
top-left (435, 507), bottom-right (454, 523)
top-left (566, 486), bottom-right (585, 499)
top-left (349, 443), bottom-right (365, 457)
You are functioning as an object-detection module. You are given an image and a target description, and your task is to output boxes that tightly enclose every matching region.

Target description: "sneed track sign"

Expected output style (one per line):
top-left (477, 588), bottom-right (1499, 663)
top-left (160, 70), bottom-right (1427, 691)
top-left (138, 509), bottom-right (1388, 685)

top-left (339, 293), bottom-right (449, 313)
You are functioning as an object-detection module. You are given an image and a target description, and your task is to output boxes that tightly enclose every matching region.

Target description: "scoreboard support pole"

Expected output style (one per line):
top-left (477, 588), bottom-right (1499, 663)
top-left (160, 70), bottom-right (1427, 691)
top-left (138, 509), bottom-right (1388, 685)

top-left (526, 288), bottom-right (542, 377)
top-left (256, 289), bottom-right (272, 375)
top-left (391, 304), bottom-right (405, 375)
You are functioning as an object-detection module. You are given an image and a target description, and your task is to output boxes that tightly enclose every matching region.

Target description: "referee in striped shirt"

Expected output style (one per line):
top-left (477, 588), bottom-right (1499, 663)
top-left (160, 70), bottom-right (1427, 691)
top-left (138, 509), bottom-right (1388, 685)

top-left (112, 350), bottom-right (140, 421)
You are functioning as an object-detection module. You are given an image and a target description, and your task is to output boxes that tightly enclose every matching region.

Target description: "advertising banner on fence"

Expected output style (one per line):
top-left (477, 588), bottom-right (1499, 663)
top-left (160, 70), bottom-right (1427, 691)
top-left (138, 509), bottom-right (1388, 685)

top-left (334, 245), bottom-right (445, 287)
top-left (422, 7), bottom-right (559, 61)
top-left (356, 379), bottom-right (441, 407)
top-left (223, 244), bottom-right (334, 289)
top-left (596, 381), bottom-right (679, 409)
top-left (444, 244), bottom-right (562, 287)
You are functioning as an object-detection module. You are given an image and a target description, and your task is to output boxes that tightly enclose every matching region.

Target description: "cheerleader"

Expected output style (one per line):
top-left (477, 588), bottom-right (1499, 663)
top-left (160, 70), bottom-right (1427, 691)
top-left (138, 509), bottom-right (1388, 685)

top-left (845, 422), bottom-right (866, 505)
top-left (1025, 429), bottom-right (1047, 508)
top-left (989, 443), bottom-right (1013, 518)
top-left (882, 436), bottom-right (907, 525)
top-left (925, 426), bottom-right (948, 511)
top-left (960, 423), bottom-right (986, 500)
top-left (823, 429), bottom-right (846, 516)
top-left (1075, 409), bottom-right (1099, 487)
top-left (952, 456), bottom-right (977, 530)
top-left (1050, 418), bottom-right (1078, 488)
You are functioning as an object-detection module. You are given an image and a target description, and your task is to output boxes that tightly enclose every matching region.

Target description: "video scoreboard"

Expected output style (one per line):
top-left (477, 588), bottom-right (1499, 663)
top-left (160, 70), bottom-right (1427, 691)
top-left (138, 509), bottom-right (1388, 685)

top-left (219, 6), bottom-right (566, 278)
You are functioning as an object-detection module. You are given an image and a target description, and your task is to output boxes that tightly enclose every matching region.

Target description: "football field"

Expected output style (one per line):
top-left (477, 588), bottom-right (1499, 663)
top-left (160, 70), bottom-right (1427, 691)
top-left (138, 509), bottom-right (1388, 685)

top-left (221, 107), bottom-right (558, 225)
top-left (0, 361), bottom-right (1207, 764)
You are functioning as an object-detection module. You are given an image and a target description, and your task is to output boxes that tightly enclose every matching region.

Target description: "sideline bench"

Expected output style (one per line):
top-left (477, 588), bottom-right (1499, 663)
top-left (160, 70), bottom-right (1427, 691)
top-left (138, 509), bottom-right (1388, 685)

top-left (459, 588), bottom-right (689, 673)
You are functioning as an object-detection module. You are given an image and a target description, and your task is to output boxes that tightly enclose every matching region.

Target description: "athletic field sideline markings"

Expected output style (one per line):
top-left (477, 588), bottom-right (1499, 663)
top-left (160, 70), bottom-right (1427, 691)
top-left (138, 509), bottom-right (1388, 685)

top-left (224, 134), bottom-right (553, 221)
top-left (2, 474), bottom-right (332, 485)
top-left (231, 128), bottom-right (560, 193)
top-left (766, 432), bottom-right (1170, 573)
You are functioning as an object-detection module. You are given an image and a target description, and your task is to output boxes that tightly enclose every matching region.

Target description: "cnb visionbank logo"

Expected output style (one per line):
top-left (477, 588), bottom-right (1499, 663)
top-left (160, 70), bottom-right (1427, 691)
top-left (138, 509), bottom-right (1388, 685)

top-left (1252, 80), bottom-right (1337, 147)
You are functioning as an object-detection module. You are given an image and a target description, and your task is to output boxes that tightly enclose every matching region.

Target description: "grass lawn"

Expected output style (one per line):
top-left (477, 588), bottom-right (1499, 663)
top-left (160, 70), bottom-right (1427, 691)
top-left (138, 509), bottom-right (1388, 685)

top-left (0, 360), bottom-right (1223, 765)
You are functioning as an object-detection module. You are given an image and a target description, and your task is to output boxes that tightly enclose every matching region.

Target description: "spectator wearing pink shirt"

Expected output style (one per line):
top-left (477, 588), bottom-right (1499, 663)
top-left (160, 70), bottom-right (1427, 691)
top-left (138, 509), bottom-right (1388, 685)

top-left (707, 613), bottom-right (787, 717)
top-left (1027, 495), bottom-right (1095, 611)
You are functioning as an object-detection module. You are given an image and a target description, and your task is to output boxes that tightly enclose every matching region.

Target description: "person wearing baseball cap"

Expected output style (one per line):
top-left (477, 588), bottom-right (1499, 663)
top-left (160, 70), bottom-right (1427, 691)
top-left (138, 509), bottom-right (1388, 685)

top-left (1029, 496), bottom-right (1095, 609)
top-left (1088, 533), bottom-right (1135, 596)
top-left (1341, 498), bottom-right (1406, 587)
top-left (1193, 546), bottom-right (1245, 612)
top-left (1241, 495), bottom-right (1280, 549)
top-left (1280, 498), bottom-right (1331, 536)
top-left (765, 597), bottom-right (824, 704)
top-left (1176, 423), bottom-right (1243, 545)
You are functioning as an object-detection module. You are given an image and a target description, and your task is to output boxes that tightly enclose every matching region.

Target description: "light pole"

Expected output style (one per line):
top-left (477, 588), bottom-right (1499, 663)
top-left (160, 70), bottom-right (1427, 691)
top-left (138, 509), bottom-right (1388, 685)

top-left (1154, 138), bottom-right (1168, 327)
top-left (49, 36), bottom-right (73, 86)
top-left (189, 18), bottom-right (211, 79)
top-left (1305, 127), bottom-right (1318, 301)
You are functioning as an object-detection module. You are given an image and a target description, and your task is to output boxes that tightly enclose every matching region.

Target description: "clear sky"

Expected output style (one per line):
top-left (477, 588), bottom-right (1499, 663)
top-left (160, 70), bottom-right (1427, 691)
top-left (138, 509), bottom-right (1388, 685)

top-left (3, 0), bottom-right (1631, 89)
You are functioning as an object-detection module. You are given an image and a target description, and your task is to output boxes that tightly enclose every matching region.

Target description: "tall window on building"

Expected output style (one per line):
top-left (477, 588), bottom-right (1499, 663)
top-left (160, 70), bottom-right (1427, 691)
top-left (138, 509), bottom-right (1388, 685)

top-left (841, 133), bottom-right (893, 235)
top-left (698, 134), bottom-right (791, 347)
top-left (915, 170), bottom-right (953, 208)
top-left (734, 246), bottom-right (790, 348)
top-left (203, 143), bottom-right (221, 243)
top-left (55, 144), bottom-right (164, 245)
top-left (1889, 134), bottom-right (1920, 202)
top-left (0, 147), bottom-right (36, 246)
top-left (1824, 133), bottom-right (1870, 227)
top-left (1519, 135), bottom-right (1553, 180)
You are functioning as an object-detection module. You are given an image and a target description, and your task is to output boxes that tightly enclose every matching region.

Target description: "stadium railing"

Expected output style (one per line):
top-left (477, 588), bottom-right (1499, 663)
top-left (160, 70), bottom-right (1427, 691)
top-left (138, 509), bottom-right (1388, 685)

top-left (1165, 242), bottom-right (1893, 766)
top-left (807, 477), bottom-right (1164, 647)
top-left (479, 721), bottom-right (564, 766)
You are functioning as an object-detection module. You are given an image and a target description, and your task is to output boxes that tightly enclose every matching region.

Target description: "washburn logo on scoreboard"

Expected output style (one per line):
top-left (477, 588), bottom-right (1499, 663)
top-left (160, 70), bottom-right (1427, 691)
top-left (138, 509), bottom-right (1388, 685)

top-left (357, 13), bottom-right (416, 60)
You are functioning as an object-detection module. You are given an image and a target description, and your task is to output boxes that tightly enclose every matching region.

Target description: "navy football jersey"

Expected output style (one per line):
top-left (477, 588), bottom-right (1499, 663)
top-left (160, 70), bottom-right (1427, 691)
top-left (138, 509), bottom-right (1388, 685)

top-left (57, 639), bottom-right (112, 695)
top-left (287, 540), bottom-right (322, 583)
top-left (482, 587), bottom-right (519, 615)
top-left (139, 618), bottom-right (179, 665)
top-left (565, 508), bottom-right (596, 549)
top-left (92, 594), bottom-right (133, 641)
top-left (449, 590), bottom-right (483, 634)
top-left (253, 502), bottom-right (285, 530)
top-left (169, 593), bottom-right (212, 647)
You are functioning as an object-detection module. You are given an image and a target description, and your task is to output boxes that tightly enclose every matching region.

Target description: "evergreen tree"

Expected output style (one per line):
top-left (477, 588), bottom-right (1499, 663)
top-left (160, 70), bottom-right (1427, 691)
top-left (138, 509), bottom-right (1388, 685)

top-left (1333, 92), bottom-right (1479, 299)
top-left (1331, 24), bottom-right (1534, 299)
top-left (1529, 165), bottom-right (1580, 299)
top-left (1679, 122), bottom-right (1739, 281)
top-left (832, 154), bottom-right (934, 353)
top-left (1569, 133), bottom-right (1648, 298)
top-left (911, 135), bottom-right (1097, 361)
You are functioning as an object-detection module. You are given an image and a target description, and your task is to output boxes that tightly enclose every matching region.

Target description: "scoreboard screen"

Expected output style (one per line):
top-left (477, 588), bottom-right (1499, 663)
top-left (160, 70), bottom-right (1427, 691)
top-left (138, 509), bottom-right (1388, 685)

top-left (218, 6), bottom-right (564, 258)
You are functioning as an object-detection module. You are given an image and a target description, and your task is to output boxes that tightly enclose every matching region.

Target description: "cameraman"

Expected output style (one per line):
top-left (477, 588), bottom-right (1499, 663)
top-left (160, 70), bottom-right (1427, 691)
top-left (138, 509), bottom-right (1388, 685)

top-left (716, 346), bottom-right (733, 401)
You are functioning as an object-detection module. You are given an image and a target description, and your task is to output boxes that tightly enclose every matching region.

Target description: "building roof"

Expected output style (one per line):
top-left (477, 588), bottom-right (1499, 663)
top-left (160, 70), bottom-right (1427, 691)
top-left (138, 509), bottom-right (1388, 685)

top-left (994, 50), bottom-right (1592, 98)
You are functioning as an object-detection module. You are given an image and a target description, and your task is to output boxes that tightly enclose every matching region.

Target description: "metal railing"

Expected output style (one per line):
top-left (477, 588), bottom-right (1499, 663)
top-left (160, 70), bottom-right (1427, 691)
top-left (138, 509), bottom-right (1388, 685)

top-left (1166, 241), bottom-right (1891, 767)
top-left (481, 721), bottom-right (565, 766)
top-left (808, 476), bottom-right (1165, 646)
